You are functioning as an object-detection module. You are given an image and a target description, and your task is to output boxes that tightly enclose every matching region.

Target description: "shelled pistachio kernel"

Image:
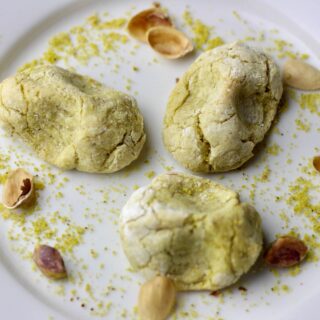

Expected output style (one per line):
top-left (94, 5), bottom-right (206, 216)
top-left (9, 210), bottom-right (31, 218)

top-left (33, 245), bottom-right (67, 279)
top-left (313, 156), bottom-right (320, 172)
top-left (264, 236), bottom-right (308, 267)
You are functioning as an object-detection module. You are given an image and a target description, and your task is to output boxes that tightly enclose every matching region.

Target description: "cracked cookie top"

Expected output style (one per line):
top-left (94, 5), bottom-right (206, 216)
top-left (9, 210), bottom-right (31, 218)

top-left (120, 172), bottom-right (263, 291)
top-left (0, 65), bottom-right (146, 173)
top-left (163, 42), bottom-right (283, 172)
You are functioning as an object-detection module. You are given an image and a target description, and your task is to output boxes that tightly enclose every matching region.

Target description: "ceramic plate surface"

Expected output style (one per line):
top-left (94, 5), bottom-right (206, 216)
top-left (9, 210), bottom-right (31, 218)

top-left (0, 0), bottom-right (319, 319)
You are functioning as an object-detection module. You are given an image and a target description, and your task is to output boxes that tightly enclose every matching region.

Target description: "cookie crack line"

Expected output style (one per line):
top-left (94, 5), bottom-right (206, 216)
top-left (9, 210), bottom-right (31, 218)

top-left (265, 57), bottom-right (271, 94)
top-left (171, 78), bottom-right (191, 120)
top-left (215, 112), bottom-right (236, 125)
top-left (229, 220), bottom-right (237, 276)
top-left (0, 92), bottom-right (21, 131)
top-left (73, 144), bottom-right (79, 167)
top-left (102, 131), bottom-right (127, 167)
top-left (0, 94), bottom-right (21, 117)
top-left (195, 114), bottom-right (211, 170)
top-left (19, 82), bottom-right (31, 133)
top-left (128, 131), bottom-right (146, 157)
top-left (71, 96), bottom-right (85, 168)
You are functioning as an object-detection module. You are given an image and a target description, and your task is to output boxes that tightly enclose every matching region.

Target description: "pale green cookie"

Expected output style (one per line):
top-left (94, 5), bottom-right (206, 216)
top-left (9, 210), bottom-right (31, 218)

top-left (163, 42), bottom-right (283, 172)
top-left (0, 65), bottom-right (146, 173)
top-left (120, 172), bottom-right (263, 291)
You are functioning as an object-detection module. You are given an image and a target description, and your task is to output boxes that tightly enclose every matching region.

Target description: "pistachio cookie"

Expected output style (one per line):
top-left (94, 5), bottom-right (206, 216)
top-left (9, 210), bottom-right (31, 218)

top-left (120, 172), bottom-right (263, 291)
top-left (0, 65), bottom-right (146, 173)
top-left (163, 42), bottom-right (282, 172)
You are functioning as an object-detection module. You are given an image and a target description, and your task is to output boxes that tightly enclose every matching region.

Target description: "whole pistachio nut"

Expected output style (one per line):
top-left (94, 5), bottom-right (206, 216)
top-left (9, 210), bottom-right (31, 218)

top-left (33, 245), bottom-right (67, 279)
top-left (138, 276), bottom-right (176, 320)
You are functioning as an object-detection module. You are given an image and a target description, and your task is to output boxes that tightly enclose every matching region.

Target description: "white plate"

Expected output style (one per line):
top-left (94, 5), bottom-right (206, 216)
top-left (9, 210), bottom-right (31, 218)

top-left (0, 0), bottom-right (320, 319)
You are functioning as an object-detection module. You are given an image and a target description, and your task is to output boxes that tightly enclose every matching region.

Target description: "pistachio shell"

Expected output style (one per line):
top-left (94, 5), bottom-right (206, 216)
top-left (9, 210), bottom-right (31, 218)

top-left (138, 276), bottom-right (176, 320)
top-left (33, 245), bottom-right (67, 280)
top-left (283, 58), bottom-right (320, 90)
top-left (127, 8), bottom-right (173, 43)
top-left (2, 168), bottom-right (35, 209)
top-left (147, 26), bottom-right (193, 59)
